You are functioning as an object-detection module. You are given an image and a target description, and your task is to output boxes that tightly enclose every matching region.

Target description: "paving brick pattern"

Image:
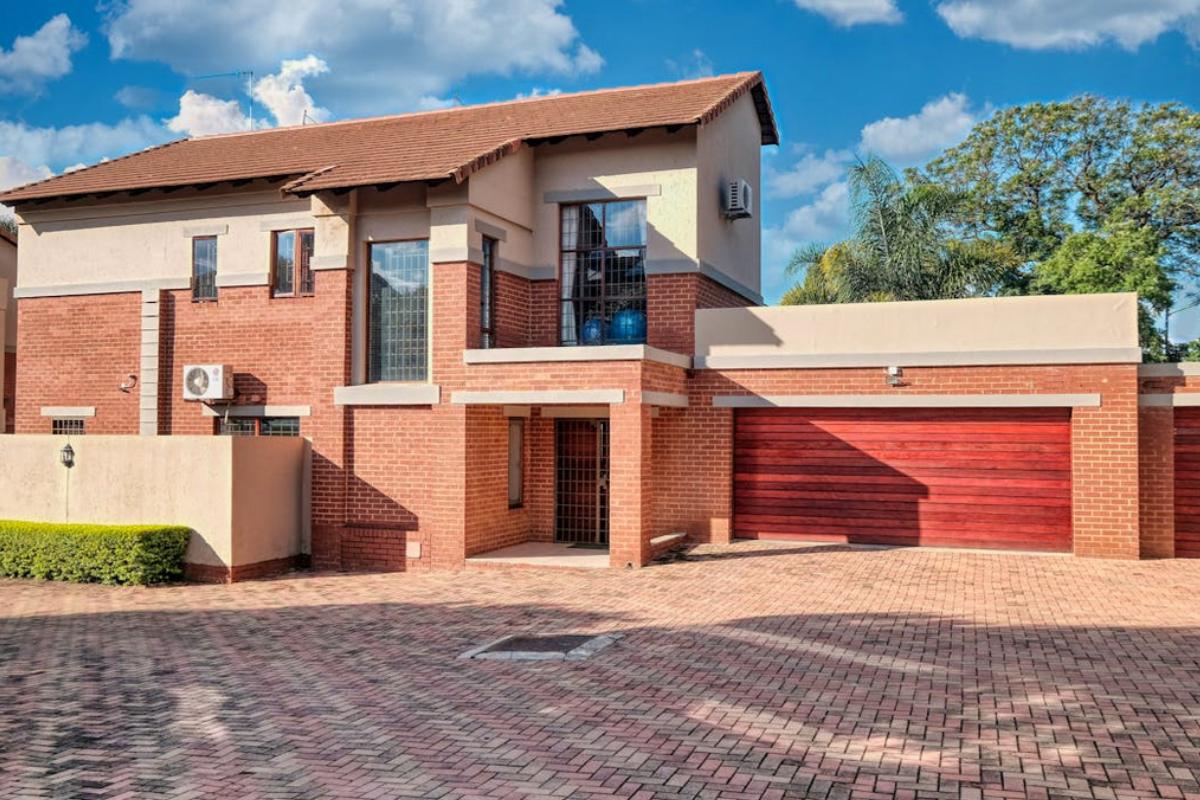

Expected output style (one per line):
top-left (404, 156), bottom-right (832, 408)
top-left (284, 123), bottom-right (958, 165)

top-left (2, 542), bottom-right (1199, 799)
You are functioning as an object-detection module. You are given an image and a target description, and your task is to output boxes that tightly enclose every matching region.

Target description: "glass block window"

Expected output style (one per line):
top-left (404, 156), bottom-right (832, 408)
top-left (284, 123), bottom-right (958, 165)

top-left (272, 229), bottom-right (315, 297)
top-left (216, 417), bottom-right (300, 436)
top-left (369, 240), bottom-right (429, 382)
top-left (192, 236), bottom-right (218, 301)
top-left (51, 418), bottom-right (85, 435)
top-left (560, 199), bottom-right (647, 346)
top-left (480, 236), bottom-right (496, 349)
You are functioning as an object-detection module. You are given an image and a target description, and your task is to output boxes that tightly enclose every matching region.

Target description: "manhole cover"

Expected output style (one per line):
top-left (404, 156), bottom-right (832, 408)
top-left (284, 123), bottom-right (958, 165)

top-left (459, 632), bottom-right (622, 661)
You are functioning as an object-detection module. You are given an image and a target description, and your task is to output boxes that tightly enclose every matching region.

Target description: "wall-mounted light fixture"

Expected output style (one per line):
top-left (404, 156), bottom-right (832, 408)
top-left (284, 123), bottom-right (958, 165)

top-left (119, 373), bottom-right (138, 393)
top-left (886, 366), bottom-right (904, 387)
top-left (60, 443), bottom-right (75, 468)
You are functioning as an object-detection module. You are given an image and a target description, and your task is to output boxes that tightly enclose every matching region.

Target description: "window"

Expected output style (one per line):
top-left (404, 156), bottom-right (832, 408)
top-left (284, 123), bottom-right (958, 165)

top-left (272, 229), bottom-right (315, 297)
top-left (52, 418), bottom-right (85, 435)
top-left (560, 199), bottom-right (647, 346)
top-left (508, 417), bottom-right (524, 508)
top-left (192, 236), bottom-right (218, 301)
top-left (216, 417), bottom-right (301, 436)
top-left (368, 240), bottom-right (429, 382)
top-left (480, 236), bottom-right (496, 349)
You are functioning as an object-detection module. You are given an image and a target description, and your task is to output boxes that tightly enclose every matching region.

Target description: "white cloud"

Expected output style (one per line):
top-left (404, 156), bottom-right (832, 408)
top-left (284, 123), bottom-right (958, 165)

top-left (767, 148), bottom-right (851, 198)
top-left (415, 95), bottom-right (461, 110)
top-left (858, 93), bottom-right (979, 162)
top-left (252, 55), bottom-right (331, 126)
top-left (0, 116), bottom-right (165, 170)
top-left (0, 13), bottom-right (87, 94)
top-left (792, 0), bottom-right (902, 26)
top-left (0, 156), bottom-right (52, 191)
top-left (936, 0), bottom-right (1200, 50)
top-left (105, 0), bottom-right (603, 115)
top-left (666, 49), bottom-right (715, 79)
top-left (166, 90), bottom-right (250, 137)
top-left (115, 85), bottom-right (168, 111)
top-left (512, 87), bottom-right (563, 101)
top-left (780, 181), bottom-right (851, 242)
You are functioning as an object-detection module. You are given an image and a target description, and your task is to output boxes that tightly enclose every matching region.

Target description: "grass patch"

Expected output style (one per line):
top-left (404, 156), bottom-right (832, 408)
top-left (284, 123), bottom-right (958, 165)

top-left (0, 521), bottom-right (190, 585)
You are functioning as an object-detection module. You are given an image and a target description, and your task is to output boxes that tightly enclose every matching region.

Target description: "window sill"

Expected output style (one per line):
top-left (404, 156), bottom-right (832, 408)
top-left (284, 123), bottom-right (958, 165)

top-left (333, 383), bottom-right (441, 406)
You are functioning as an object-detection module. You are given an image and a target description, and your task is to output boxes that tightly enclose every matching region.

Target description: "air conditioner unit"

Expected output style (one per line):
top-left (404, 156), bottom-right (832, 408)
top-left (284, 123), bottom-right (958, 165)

top-left (724, 179), bottom-right (754, 220)
top-left (182, 365), bottom-right (233, 401)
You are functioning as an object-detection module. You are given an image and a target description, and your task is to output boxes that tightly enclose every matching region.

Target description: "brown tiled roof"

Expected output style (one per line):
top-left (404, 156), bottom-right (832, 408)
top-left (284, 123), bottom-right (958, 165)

top-left (0, 72), bottom-right (778, 204)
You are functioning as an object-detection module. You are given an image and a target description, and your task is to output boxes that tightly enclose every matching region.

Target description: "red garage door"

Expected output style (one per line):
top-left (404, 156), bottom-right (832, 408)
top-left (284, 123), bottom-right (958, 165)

top-left (733, 407), bottom-right (1073, 552)
top-left (1173, 409), bottom-right (1200, 558)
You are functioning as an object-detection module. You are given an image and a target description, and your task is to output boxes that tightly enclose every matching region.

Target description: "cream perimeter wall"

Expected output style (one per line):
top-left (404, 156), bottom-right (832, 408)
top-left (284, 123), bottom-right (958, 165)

top-left (0, 435), bottom-right (308, 568)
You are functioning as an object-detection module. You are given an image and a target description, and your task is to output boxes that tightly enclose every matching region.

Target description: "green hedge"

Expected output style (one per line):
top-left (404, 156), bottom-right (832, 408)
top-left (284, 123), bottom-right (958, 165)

top-left (0, 521), bottom-right (191, 586)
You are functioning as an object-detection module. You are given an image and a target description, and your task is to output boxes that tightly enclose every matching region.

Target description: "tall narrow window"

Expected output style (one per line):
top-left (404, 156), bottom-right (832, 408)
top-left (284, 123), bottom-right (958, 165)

top-left (272, 229), bottom-right (315, 297)
top-left (192, 236), bottom-right (218, 301)
top-left (508, 417), bottom-right (524, 508)
top-left (560, 199), bottom-right (647, 346)
top-left (480, 236), bottom-right (496, 348)
top-left (368, 240), bottom-right (429, 382)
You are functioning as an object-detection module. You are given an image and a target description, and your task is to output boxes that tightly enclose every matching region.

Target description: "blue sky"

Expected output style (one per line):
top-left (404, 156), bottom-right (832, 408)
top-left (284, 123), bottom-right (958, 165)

top-left (3, 1), bottom-right (1198, 328)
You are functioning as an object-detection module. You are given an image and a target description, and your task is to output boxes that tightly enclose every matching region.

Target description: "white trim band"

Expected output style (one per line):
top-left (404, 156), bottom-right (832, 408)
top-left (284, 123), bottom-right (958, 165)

top-left (713, 393), bottom-right (1102, 409)
top-left (695, 347), bottom-right (1142, 370)
top-left (464, 345), bottom-right (691, 369)
top-left (201, 404), bottom-right (312, 417)
top-left (41, 406), bottom-right (96, 418)
top-left (1139, 393), bottom-right (1200, 407)
top-left (1139, 363), bottom-right (1200, 377)
top-left (452, 389), bottom-right (625, 405)
top-left (181, 224), bottom-right (228, 238)
top-left (334, 383), bottom-right (441, 406)
top-left (259, 218), bottom-right (314, 232)
top-left (15, 277), bottom-right (191, 299)
top-left (641, 391), bottom-right (688, 408)
top-left (215, 272), bottom-right (269, 288)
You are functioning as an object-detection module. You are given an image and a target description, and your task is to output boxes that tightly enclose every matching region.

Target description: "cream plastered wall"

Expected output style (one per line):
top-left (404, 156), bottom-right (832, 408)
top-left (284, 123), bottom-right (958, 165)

top-left (466, 147), bottom-right (535, 276)
top-left (696, 92), bottom-right (763, 296)
top-left (15, 183), bottom-right (315, 292)
top-left (0, 434), bottom-right (306, 567)
top-left (695, 292), bottom-right (1142, 365)
top-left (530, 129), bottom-right (699, 280)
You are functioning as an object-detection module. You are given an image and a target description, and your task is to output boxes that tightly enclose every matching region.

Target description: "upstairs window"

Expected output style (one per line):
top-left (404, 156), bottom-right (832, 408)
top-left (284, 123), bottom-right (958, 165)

top-left (192, 236), bottom-right (218, 301)
top-left (368, 240), bottom-right (429, 382)
top-left (272, 229), bottom-right (315, 297)
top-left (216, 416), bottom-right (301, 436)
top-left (480, 236), bottom-right (497, 349)
top-left (560, 199), bottom-right (647, 346)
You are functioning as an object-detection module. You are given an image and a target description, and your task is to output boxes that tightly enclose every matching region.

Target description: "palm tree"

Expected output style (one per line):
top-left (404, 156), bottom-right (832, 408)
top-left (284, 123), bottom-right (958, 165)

top-left (783, 157), bottom-right (1018, 304)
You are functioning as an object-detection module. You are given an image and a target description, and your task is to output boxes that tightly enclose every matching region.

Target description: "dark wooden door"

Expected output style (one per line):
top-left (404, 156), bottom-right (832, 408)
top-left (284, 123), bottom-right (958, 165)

top-left (555, 419), bottom-right (610, 545)
top-left (733, 407), bottom-right (1073, 552)
top-left (1174, 408), bottom-right (1200, 557)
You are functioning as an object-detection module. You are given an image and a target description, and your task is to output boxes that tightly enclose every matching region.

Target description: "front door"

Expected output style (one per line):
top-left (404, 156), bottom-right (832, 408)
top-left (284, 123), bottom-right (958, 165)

top-left (554, 419), bottom-right (610, 545)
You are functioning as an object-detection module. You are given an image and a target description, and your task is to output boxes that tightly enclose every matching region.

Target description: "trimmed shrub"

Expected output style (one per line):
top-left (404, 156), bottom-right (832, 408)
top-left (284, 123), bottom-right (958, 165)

top-left (0, 521), bottom-right (190, 586)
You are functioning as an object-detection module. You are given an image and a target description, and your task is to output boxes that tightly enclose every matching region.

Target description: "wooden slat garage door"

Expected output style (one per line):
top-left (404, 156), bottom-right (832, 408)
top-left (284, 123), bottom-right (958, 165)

top-left (733, 407), bottom-right (1073, 552)
top-left (1174, 408), bottom-right (1200, 558)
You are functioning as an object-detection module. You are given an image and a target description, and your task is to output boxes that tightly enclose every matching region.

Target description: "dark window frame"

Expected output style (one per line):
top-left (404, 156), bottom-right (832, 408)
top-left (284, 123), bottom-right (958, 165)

top-left (271, 228), bottom-right (315, 298)
top-left (366, 238), bottom-right (430, 383)
top-left (191, 235), bottom-right (218, 302)
top-left (508, 416), bottom-right (524, 509)
top-left (52, 418), bottom-right (85, 435)
top-left (214, 416), bottom-right (301, 437)
top-left (557, 199), bottom-right (648, 347)
top-left (480, 235), bottom-right (497, 349)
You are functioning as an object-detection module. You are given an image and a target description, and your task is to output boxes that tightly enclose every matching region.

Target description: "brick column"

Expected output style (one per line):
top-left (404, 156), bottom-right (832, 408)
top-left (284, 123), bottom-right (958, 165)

top-left (1139, 405), bottom-right (1175, 558)
top-left (1072, 365), bottom-right (1141, 558)
top-left (609, 401), bottom-right (653, 568)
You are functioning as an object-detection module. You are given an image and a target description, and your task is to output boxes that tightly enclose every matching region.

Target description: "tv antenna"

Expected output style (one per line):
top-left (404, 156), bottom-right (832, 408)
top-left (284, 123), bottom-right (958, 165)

top-left (191, 70), bottom-right (255, 129)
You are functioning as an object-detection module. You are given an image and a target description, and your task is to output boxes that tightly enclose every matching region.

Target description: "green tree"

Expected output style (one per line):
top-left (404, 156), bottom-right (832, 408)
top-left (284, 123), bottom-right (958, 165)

top-left (0, 215), bottom-right (15, 241)
top-left (921, 95), bottom-right (1200, 295)
top-left (782, 157), bottom-right (1018, 305)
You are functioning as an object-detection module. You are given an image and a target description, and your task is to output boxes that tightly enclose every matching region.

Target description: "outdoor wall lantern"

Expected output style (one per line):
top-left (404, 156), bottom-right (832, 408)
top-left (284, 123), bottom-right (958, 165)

top-left (60, 443), bottom-right (75, 468)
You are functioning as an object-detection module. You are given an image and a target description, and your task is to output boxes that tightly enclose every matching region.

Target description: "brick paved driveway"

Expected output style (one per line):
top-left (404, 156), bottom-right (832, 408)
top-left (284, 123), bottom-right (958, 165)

top-left (2, 542), bottom-right (1199, 800)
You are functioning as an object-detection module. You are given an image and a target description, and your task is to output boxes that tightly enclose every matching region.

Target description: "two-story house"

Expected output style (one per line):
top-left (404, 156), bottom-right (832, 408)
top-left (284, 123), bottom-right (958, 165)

top-left (1, 72), bottom-right (1189, 577)
top-left (0, 73), bottom-right (777, 575)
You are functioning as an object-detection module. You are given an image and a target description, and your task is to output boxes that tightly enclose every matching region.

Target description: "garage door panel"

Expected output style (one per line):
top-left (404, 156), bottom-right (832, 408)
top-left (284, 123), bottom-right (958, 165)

top-left (1174, 408), bottom-right (1200, 557)
top-left (733, 407), bottom-right (1072, 552)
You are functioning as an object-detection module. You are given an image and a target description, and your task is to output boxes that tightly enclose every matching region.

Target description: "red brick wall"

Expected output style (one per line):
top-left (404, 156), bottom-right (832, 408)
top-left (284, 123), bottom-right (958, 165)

top-left (15, 292), bottom-right (141, 433)
top-left (1136, 368), bottom-right (1200, 558)
top-left (463, 406), bottom-right (530, 556)
top-left (670, 364), bottom-right (1143, 559)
